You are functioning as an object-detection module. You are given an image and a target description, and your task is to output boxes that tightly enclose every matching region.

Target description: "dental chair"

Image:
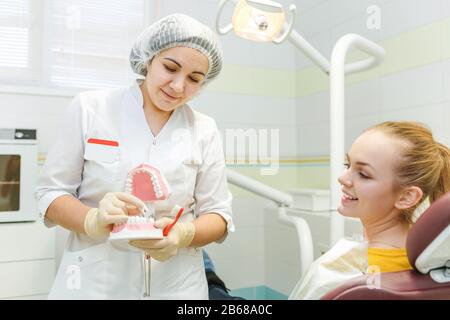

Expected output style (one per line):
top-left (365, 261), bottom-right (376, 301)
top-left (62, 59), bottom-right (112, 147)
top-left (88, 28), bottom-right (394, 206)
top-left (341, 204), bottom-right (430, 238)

top-left (321, 192), bottom-right (450, 300)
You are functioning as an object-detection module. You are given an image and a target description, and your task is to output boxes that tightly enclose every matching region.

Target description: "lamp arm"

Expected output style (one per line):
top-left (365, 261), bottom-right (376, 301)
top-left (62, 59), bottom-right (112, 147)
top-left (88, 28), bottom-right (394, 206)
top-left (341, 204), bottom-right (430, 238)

top-left (273, 4), bottom-right (296, 44)
top-left (216, 0), bottom-right (237, 35)
top-left (288, 30), bottom-right (331, 73)
top-left (342, 34), bottom-right (385, 74)
top-left (226, 168), bottom-right (293, 207)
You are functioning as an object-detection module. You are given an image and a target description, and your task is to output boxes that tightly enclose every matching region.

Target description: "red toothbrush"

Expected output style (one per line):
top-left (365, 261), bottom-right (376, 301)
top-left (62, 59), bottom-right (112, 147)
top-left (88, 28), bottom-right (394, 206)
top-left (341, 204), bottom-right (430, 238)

top-left (163, 206), bottom-right (184, 236)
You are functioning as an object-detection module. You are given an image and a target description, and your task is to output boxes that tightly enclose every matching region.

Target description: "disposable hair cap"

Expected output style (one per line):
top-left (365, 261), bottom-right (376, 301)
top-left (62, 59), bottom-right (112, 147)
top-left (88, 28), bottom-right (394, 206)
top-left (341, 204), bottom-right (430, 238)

top-left (130, 13), bottom-right (223, 84)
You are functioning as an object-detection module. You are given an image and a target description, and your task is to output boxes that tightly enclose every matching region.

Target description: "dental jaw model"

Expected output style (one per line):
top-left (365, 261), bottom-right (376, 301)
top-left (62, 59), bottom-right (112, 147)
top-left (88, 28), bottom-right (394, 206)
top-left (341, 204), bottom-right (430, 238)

top-left (109, 163), bottom-right (171, 242)
top-left (125, 163), bottom-right (171, 206)
top-left (109, 163), bottom-right (173, 298)
top-left (109, 216), bottom-right (163, 240)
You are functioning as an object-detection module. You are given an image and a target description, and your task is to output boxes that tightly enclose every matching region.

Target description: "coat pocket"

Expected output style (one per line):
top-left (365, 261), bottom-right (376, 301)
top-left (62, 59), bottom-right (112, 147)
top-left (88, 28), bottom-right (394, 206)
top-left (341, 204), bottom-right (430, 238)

top-left (85, 138), bottom-right (119, 163)
top-left (150, 247), bottom-right (208, 299)
top-left (49, 243), bottom-right (108, 299)
top-left (83, 143), bottom-right (121, 183)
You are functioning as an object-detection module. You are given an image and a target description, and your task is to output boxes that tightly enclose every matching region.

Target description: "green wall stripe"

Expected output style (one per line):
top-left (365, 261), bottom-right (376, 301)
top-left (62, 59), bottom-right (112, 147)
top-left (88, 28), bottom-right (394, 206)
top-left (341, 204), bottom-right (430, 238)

top-left (229, 166), bottom-right (298, 197)
top-left (208, 17), bottom-right (449, 98)
top-left (208, 64), bottom-right (297, 97)
top-left (347, 19), bottom-right (445, 85)
top-left (229, 165), bottom-right (330, 197)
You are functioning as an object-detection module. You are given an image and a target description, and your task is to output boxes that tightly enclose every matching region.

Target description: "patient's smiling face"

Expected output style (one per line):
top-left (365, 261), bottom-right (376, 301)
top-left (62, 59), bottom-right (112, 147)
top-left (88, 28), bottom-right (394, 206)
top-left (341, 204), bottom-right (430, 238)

top-left (337, 129), bottom-right (408, 225)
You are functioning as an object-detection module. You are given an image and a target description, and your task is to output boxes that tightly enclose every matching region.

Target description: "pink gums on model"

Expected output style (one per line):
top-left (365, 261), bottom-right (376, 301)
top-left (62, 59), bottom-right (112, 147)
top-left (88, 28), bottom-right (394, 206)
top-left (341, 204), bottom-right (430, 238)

top-left (111, 217), bottom-right (157, 233)
top-left (109, 163), bottom-right (170, 241)
top-left (125, 163), bottom-right (171, 202)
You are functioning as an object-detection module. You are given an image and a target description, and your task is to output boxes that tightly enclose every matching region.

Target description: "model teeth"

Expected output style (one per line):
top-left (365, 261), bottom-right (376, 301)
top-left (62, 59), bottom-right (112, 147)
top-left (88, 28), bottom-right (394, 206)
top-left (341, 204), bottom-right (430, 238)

top-left (127, 216), bottom-right (148, 224)
top-left (124, 164), bottom-right (170, 203)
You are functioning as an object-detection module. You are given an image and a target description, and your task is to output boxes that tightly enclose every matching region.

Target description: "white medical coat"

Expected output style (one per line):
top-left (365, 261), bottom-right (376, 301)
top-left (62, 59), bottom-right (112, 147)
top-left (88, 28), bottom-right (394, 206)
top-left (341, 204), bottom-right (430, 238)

top-left (36, 81), bottom-right (234, 299)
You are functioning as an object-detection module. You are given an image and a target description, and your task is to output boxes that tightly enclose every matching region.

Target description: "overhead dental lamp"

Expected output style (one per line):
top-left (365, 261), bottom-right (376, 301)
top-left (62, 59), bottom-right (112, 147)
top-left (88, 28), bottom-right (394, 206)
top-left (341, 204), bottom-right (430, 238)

top-left (226, 0), bottom-right (290, 42)
top-left (217, 0), bottom-right (296, 43)
top-left (217, 0), bottom-right (386, 248)
top-left (217, 0), bottom-right (333, 72)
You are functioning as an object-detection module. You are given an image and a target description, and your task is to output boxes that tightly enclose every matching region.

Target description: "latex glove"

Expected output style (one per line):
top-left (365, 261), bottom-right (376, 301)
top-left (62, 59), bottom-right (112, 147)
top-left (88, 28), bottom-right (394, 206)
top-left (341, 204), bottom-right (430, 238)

top-left (130, 217), bottom-right (195, 262)
top-left (84, 192), bottom-right (148, 239)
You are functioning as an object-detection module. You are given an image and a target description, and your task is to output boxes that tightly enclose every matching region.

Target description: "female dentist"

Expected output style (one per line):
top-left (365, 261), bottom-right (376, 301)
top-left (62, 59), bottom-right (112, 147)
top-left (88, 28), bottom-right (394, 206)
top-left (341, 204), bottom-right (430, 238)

top-left (35, 13), bottom-right (234, 300)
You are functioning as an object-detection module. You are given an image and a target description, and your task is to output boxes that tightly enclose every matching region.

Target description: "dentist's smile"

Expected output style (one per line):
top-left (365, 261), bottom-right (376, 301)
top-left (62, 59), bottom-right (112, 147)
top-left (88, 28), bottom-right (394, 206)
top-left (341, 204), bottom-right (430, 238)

top-left (161, 88), bottom-right (180, 101)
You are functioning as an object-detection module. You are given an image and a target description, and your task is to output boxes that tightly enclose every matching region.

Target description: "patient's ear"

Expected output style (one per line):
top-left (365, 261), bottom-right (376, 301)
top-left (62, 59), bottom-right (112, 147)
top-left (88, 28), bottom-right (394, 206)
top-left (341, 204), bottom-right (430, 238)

top-left (395, 186), bottom-right (423, 210)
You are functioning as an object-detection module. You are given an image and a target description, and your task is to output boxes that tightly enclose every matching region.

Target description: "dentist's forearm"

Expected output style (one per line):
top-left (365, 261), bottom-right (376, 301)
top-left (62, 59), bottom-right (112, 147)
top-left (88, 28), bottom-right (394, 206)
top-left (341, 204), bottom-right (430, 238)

top-left (190, 213), bottom-right (227, 247)
top-left (46, 195), bottom-right (91, 234)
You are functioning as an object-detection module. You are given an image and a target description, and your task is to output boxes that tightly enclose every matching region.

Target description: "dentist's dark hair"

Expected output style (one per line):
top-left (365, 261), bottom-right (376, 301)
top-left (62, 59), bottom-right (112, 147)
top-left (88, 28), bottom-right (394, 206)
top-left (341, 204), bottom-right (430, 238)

top-left (369, 121), bottom-right (450, 224)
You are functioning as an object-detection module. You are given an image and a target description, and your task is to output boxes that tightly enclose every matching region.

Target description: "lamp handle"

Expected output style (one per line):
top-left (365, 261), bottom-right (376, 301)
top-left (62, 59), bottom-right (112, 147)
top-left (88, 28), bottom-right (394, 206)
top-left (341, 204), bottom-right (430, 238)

top-left (216, 0), bottom-right (235, 35)
top-left (273, 4), bottom-right (296, 44)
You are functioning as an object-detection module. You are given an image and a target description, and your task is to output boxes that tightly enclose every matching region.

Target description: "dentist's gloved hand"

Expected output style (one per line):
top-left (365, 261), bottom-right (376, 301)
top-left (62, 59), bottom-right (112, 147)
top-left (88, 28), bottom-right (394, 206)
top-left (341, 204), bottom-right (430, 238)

top-left (130, 217), bottom-right (196, 262)
top-left (84, 192), bottom-right (148, 239)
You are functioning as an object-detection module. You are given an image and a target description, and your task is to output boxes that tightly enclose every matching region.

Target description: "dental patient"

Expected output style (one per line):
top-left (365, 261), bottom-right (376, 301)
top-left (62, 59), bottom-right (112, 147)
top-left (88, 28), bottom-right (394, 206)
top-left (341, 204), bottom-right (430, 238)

top-left (290, 121), bottom-right (450, 299)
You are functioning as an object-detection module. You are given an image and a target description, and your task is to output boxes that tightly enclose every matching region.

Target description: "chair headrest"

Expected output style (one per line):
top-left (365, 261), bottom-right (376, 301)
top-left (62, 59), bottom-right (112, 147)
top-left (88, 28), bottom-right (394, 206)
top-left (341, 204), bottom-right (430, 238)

top-left (407, 192), bottom-right (450, 274)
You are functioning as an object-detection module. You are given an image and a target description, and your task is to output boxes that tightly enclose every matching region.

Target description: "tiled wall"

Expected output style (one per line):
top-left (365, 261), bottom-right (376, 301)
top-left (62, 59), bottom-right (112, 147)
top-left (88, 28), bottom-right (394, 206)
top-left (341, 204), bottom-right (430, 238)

top-left (295, 0), bottom-right (450, 158)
